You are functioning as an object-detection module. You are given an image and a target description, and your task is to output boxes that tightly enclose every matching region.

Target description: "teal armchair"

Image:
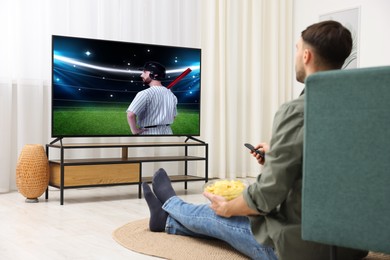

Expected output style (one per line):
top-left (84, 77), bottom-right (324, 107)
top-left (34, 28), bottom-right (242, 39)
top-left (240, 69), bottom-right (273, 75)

top-left (302, 66), bottom-right (390, 258)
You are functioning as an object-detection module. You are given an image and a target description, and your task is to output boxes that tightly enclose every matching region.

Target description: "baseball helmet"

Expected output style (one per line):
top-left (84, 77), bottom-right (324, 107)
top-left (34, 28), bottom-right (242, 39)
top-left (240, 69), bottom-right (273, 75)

top-left (139, 61), bottom-right (166, 80)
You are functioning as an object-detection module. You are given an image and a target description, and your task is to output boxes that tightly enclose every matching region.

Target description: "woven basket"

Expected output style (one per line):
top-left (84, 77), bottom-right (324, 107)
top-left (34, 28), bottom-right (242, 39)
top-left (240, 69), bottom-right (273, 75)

top-left (16, 144), bottom-right (49, 202)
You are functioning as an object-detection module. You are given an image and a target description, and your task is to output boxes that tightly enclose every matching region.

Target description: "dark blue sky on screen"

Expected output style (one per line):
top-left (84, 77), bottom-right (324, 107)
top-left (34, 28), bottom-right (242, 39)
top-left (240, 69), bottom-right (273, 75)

top-left (52, 35), bottom-right (201, 105)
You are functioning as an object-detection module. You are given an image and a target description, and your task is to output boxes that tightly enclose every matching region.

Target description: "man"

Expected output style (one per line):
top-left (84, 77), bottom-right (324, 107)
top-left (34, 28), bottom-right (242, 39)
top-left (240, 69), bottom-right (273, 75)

top-left (142, 21), bottom-right (368, 259)
top-left (127, 61), bottom-right (177, 135)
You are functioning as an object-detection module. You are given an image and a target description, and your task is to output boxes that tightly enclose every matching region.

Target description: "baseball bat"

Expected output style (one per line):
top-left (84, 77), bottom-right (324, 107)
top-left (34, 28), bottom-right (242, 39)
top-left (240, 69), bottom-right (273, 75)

top-left (167, 68), bottom-right (192, 89)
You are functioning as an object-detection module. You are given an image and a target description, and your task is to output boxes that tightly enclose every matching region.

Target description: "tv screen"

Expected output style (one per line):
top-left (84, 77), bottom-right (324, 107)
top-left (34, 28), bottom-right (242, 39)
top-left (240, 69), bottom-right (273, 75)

top-left (51, 35), bottom-right (201, 137)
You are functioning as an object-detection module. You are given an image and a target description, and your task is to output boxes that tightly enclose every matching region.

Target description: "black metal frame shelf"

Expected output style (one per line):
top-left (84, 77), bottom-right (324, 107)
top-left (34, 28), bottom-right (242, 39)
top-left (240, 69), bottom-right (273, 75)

top-left (45, 138), bottom-right (208, 205)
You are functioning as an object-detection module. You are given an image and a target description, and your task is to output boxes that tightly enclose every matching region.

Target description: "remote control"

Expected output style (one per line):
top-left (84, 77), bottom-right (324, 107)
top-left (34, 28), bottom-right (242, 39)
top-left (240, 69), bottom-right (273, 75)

top-left (244, 143), bottom-right (265, 158)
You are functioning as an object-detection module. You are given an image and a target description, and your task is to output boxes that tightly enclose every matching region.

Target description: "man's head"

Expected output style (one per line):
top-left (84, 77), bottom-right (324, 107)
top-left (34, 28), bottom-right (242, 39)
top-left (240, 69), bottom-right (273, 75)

top-left (295, 20), bottom-right (352, 83)
top-left (139, 61), bottom-right (166, 85)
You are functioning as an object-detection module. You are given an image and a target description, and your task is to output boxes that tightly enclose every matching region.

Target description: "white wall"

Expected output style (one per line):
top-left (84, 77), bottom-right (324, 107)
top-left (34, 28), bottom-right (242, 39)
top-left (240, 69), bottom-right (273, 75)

top-left (292, 0), bottom-right (390, 96)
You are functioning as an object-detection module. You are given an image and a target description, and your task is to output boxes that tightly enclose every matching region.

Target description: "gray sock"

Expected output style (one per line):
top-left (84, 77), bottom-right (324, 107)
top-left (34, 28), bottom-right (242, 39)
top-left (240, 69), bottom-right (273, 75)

top-left (142, 182), bottom-right (167, 232)
top-left (152, 168), bottom-right (176, 204)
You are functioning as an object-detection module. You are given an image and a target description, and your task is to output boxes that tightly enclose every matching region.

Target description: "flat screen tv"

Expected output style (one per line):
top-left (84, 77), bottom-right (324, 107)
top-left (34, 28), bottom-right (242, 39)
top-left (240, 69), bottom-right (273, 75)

top-left (51, 35), bottom-right (201, 138)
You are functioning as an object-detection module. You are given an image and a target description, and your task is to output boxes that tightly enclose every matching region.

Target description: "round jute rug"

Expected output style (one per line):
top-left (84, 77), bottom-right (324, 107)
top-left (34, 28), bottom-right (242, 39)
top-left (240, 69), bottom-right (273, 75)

top-left (112, 218), bottom-right (249, 260)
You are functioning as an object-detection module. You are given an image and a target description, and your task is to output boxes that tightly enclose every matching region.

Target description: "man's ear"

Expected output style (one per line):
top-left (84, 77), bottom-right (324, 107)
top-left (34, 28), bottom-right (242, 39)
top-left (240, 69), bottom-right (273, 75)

top-left (303, 48), bottom-right (312, 65)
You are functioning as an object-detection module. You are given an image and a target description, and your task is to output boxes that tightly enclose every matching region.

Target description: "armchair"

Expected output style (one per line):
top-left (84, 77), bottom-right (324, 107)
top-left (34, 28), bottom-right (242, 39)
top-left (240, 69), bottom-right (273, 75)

top-left (302, 66), bottom-right (390, 258)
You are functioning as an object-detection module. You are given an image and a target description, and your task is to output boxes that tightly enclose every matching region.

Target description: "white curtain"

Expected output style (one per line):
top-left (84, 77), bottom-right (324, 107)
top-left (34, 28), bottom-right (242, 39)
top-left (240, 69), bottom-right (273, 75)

top-left (200, 0), bottom-right (293, 179)
top-left (0, 0), bottom-right (293, 192)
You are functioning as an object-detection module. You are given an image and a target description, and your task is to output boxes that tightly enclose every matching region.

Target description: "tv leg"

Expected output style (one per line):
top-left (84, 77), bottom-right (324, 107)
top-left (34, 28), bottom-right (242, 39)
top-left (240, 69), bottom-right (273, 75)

top-left (185, 136), bottom-right (205, 144)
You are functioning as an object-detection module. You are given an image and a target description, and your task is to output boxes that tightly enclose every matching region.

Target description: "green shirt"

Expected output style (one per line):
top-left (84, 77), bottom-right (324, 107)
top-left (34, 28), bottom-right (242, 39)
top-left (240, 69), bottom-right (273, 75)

top-left (243, 94), bottom-right (367, 260)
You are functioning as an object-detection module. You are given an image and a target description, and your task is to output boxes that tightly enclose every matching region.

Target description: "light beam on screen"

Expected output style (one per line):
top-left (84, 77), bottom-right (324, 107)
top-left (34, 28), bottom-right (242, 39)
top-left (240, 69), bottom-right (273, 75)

top-left (167, 63), bottom-right (200, 74)
top-left (54, 54), bottom-right (200, 75)
top-left (54, 54), bottom-right (140, 74)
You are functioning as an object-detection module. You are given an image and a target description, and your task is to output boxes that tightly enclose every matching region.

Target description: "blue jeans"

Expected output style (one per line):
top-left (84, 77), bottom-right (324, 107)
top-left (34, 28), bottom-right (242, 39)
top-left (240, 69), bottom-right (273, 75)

top-left (162, 196), bottom-right (278, 260)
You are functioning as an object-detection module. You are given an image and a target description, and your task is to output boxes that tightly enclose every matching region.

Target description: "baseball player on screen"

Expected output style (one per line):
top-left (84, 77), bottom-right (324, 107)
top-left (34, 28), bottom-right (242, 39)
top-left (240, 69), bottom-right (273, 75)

top-left (126, 61), bottom-right (177, 135)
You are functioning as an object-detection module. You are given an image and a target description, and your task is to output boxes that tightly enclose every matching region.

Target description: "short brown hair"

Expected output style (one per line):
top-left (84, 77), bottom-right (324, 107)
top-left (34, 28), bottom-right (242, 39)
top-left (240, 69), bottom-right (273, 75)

top-left (302, 20), bottom-right (352, 69)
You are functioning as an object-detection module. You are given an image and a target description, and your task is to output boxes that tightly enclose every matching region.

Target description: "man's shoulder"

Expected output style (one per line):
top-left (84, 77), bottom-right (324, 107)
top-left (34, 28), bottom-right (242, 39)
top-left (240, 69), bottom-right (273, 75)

top-left (279, 95), bottom-right (305, 113)
top-left (136, 88), bottom-right (155, 97)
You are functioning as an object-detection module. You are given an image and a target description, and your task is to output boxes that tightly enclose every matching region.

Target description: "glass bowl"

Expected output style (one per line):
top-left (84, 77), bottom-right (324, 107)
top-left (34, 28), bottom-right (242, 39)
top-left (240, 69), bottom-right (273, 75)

top-left (203, 179), bottom-right (249, 200)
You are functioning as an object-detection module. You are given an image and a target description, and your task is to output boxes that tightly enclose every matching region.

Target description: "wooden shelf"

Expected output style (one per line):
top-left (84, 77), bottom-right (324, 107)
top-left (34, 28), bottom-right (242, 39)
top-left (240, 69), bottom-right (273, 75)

top-left (142, 174), bottom-right (205, 183)
top-left (49, 156), bottom-right (206, 165)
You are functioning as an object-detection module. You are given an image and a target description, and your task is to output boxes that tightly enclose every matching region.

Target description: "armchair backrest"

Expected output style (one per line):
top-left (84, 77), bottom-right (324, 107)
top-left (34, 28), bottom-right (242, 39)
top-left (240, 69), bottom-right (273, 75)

top-left (302, 66), bottom-right (390, 254)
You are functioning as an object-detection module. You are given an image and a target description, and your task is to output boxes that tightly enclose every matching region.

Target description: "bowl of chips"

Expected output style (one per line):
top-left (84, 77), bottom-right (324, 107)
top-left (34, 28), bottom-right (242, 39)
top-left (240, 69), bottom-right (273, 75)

top-left (203, 179), bottom-right (249, 201)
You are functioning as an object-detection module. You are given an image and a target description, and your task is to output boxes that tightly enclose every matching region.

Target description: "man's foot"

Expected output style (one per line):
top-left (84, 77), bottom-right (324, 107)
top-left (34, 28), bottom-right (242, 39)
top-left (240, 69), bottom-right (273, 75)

top-left (152, 168), bottom-right (176, 204)
top-left (142, 182), bottom-right (168, 232)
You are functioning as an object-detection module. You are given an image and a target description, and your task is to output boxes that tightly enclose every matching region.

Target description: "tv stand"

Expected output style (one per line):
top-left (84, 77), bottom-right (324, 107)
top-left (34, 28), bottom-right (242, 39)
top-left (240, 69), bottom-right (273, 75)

top-left (45, 139), bottom-right (208, 205)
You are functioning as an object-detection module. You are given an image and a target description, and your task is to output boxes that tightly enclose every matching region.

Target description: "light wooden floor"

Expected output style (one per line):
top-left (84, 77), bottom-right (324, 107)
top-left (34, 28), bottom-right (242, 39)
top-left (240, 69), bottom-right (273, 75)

top-left (0, 181), bottom-right (208, 260)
